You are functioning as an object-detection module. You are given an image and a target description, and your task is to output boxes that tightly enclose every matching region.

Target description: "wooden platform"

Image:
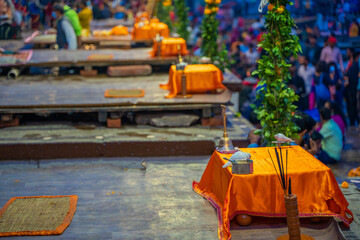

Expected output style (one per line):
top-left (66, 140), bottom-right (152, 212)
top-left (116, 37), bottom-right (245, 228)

top-left (26, 34), bottom-right (153, 48)
top-left (0, 40), bottom-right (24, 52)
top-left (0, 73), bottom-right (233, 114)
top-left (90, 18), bottom-right (134, 29)
top-left (0, 48), bottom-right (176, 68)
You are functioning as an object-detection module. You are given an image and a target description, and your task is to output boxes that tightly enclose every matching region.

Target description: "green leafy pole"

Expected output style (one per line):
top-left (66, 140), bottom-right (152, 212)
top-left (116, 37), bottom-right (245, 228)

top-left (174, 0), bottom-right (189, 42)
top-left (156, 0), bottom-right (173, 32)
top-left (200, 0), bottom-right (232, 72)
top-left (252, 0), bottom-right (301, 144)
top-left (201, 0), bottom-right (221, 60)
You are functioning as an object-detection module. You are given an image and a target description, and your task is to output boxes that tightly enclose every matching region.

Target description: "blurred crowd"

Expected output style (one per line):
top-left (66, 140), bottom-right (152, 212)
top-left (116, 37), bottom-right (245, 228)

top-left (0, 0), bottom-right (145, 38)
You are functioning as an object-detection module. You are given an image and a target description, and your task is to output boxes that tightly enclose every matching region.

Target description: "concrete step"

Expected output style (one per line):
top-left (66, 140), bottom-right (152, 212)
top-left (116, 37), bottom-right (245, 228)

top-left (0, 115), bottom-right (253, 160)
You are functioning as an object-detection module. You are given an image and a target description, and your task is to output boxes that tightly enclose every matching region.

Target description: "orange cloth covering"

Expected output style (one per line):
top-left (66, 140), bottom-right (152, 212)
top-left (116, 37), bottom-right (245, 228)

top-left (151, 38), bottom-right (188, 57)
top-left (132, 21), bottom-right (169, 40)
top-left (135, 12), bottom-right (149, 23)
top-left (160, 64), bottom-right (226, 98)
top-left (192, 146), bottom-right (353, 240)
top-left (110, 25), bottom-right (129, 36)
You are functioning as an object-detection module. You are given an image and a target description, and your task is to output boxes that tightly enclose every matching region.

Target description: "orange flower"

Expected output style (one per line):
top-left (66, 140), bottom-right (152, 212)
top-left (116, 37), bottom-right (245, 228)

top-left (268, 4), bottom-right (274, 11)
top-left (204, 8), bottom-right (212, 14)
top-left (215, 0), bottom-right (221, 4)
top-left (276, 5), bottom-right (285, 13)
top-left (163, 0), bottom-right (172, 7)
top-left (212, 7), bottom-right (219, 12)
top-left (341, 181), bottom-right (349, 188)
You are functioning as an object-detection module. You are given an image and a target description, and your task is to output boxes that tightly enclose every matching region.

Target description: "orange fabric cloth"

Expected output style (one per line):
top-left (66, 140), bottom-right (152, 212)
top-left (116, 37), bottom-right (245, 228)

top-left (135, 12), bottom-right (149, 23)
top-left (110, 25), bottom-right (129, 36)
top-left (132, 22), bottom-right (169, 40)
top-left (160, 64), bottom-right (226, 98)
top-left (151, 38), bottom-right (188, 57)
top-left (193, 146), bottom-right (353, 240)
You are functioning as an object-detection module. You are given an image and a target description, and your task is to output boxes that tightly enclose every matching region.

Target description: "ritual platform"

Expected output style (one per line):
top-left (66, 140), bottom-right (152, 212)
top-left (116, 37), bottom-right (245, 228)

top-left (90, 18), bottom-right (134, 29)
top-left (25, 34), bottom-right (153, 49)
top-left (0, 48), bottom-right (176, 69)
top-left (193, 146), bottom-right (355, 240)
top-left (0, 72), bottom-right (233, 112)
top-left (0, 70), bottom-right (247, 160)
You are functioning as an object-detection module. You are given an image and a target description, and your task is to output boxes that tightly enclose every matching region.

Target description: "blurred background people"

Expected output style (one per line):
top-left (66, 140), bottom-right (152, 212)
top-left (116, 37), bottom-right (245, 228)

top-left (53, 3), bottom-right (77, 50)
top-left (77, 0), bottom-right (92, 36)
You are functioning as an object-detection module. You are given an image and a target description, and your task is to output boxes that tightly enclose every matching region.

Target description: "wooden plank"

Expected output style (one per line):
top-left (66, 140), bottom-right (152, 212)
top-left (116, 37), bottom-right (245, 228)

top-left (0, 48), bottom-right (176, 67)
top-left (0, 104), bottom-right (217, 114)
top-left (28, 34), bottom-right (153, 47)
top-left (90, 18), bottom-right (134, 29)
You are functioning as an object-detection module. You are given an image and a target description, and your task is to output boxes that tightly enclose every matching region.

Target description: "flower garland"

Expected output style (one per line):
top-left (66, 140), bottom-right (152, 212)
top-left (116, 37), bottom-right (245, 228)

top-left (201, 0), bottom-right (221, 63)
top-left (252, 0), bottom-right (302, 144)
top-left (156, 0), bottom-right (173, 31)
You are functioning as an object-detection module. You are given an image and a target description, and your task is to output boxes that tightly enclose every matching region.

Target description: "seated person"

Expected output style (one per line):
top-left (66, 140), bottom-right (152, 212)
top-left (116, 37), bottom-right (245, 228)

top-left (0, 0), bottom-right (19, 39)
top-left (316, 107), bottom-right (343, 164)
top-left (247, 112), bottom-right (316, 149)
top-left (322, 101), bottom-right (346, 135)
top-left (310, 131), bottom-right (323, 152)
top-left (291, 112), bottom-right (316, 148)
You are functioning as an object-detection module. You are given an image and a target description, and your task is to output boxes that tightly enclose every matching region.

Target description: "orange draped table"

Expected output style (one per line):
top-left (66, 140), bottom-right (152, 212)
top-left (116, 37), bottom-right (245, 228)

top-left (132, 21), bottom-right (169, 40)
top-left (135, 12), bottom-right (149, 23)
top-left (151, 38), bottom-right (188, 57)
top-left (160, 64), bottom-right (226, 98)
top-left (192, 146), bottom-right (353, 240)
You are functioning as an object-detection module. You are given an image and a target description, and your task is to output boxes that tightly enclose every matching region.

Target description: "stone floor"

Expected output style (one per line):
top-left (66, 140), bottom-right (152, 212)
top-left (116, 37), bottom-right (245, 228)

top-left (330, 126), bottom-right (360, 240)
top-left (0, 157), bottom-right (219, 240)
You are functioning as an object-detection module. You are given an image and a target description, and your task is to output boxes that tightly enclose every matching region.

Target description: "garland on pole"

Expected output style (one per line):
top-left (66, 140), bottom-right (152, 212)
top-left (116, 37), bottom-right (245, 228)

top-left (156, 0), bottom-right (173, 32)
top-left (174, 0), bottom-right (189, 42)
top-left (201, 0), bottom-right (221, 60)
top-left (252, 0), bottom-right (302, 144)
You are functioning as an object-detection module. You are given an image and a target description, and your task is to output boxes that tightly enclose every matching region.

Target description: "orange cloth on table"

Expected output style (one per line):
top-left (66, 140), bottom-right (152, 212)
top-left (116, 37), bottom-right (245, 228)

top-left (192, 146), bottom-right (353, 240)
top-left (110, 25), bottom-right (129, 36)
top-left (135, 11), bottom-right (149, 23)
top-left (152, 38), bottom-right (188, 57)
top-left (132, 22), bottom-right (169, 40)
top-left (150, 18), bottom-right (160, 23)
top-left (160, 64), bottom-right (226, 98)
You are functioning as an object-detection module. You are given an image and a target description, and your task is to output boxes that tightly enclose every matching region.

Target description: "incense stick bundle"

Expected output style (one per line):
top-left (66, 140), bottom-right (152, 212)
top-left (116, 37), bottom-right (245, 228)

top-left (268, 146), bottom-right (290, 196)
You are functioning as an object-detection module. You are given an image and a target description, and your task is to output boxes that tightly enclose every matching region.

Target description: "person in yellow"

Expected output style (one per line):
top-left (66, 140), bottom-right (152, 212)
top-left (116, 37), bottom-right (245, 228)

top-left (78, 0), bottom-right (92, 37)
top-left (349, 19), bottom-right (359, 38)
